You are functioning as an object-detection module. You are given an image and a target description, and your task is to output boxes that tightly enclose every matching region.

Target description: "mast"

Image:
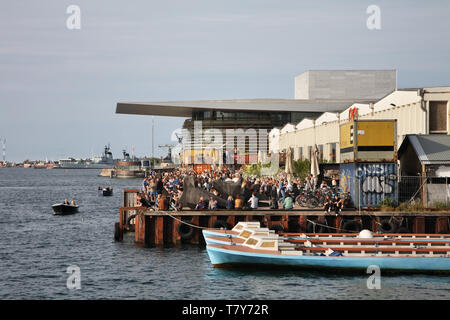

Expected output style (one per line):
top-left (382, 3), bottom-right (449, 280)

top-left (1, 138), bottom-right (5, 163)
top-left (152, 116), bottom-right (154, 166)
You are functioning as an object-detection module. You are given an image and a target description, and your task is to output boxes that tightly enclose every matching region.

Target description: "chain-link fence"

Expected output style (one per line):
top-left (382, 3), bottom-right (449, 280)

top-left (339, 173), bottom-right (450, 208)
top-left (399, 176), bottom-right (450, 207)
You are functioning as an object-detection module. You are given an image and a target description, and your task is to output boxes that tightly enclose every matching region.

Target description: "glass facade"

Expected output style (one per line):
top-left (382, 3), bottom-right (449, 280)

top-left (191, 110), bottom-right (321, 127)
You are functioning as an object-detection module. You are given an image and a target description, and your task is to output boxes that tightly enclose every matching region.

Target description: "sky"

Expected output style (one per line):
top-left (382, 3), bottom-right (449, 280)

top-left (0, 0), bottom-right (450, 162)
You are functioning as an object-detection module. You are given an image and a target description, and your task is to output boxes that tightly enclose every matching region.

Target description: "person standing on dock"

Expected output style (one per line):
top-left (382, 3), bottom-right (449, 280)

top-left (248, 192), bottom-right (259, 210)
top-left (158, 194), bottom-right (169, 211)
top-left (226, 196), bottom-right (234, 209)
top-left (208, 196), bottom-right (218, 210)
top-left (234, 194), bottom-right (243, 209)
top-left (195, 197), bottom-right (207, 210)
top-left (149, 178), bottom-right (157, 201)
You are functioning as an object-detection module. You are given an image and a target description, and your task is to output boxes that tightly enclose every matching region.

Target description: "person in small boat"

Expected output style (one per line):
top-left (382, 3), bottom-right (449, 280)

top-left (70, 200), bottom-right (76, 206)
top-left (64, 199), bottom-right (69, 205)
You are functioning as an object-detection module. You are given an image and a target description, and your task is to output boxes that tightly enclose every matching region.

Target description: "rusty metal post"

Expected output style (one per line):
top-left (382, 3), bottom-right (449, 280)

top-left (191, 216), bottom-right (200, 244)
top-left (155, 216), bottom-right (164, 246)
top-left (226, 215), bottom-right (236, 228)
top-left (412, 216), bottom-right (425, 234)
top-left (134, 213), bottom-right (146, 245)
top-left (281, 215), bottom-right (289, 231)
top-left (208, 215), bottom-right (217, 228)
top-left (172, 217), bottom-right (181, 246)
top-left (335, 215), bottom-right (343, 233)
top-left (298, 215), bottom-right (307, 233)
top-left (435, 216), bottom-right (449, 233)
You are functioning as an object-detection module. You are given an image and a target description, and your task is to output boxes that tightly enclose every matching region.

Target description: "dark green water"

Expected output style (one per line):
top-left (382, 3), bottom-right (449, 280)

top-left (0, 168), bottom-right (449, 299)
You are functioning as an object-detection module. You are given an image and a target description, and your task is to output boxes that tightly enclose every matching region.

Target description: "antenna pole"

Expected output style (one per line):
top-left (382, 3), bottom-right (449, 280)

top-left (152, 116), bottom-right (155, 166)
top-left (2, 138), bottom-right (5, 163)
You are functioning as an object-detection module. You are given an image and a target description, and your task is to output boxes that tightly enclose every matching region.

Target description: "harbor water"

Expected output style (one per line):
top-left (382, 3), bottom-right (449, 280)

top-left (0, 168), bottom-right (449, 300)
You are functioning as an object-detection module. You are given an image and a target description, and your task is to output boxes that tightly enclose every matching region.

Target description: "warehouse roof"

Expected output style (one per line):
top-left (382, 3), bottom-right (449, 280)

top-left (116, 98), bottom-right (375, 117)
top-left (398, 134), bottom-right (450, 165)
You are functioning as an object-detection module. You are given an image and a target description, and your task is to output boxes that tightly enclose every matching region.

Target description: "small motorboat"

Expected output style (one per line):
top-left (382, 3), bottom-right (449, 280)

top-left (98, 186), bottom-right (113, 196)
top-left (52, 203), bottom-right (79, 215)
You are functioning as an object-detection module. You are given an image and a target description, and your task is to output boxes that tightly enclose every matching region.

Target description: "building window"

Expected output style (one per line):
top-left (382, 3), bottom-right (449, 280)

top-left (299, 147), bottom-right (303, 160)
top-left (307, 146), bottom-right (312, 161)
top-left (429, 101), bottom-right (447, 133)
top-left (330, 143), bottom-right (336, 162)
top-left (319, 145), bottom-right (324, 161)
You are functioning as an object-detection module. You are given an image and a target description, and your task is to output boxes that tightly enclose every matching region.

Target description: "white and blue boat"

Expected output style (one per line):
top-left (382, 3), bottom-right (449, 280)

top-left (203, 222), bottom-right (450, 246)
top-left (203, 222), bottom-right (450, 273)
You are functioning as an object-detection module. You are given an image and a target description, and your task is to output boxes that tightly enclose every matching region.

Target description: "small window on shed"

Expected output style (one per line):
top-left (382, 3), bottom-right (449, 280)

top-left (429, 101), bottom-right (447, 133)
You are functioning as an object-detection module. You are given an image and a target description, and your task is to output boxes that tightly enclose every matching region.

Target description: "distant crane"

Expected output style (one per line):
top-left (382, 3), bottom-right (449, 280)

top-left (174, 132), bottom-right (183, 144)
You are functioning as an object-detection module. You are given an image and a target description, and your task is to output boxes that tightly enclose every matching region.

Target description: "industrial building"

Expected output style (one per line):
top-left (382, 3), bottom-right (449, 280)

top-left (116, 70), bottom-right (396, 164)
top-left (275, 86), bottom-right (450, 164)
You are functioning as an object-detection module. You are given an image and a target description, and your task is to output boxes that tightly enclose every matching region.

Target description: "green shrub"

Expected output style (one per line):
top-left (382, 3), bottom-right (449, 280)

top-left (432, 201), bottom-right (450, 209)
top-left (293, 159), bottom-right (311, 179)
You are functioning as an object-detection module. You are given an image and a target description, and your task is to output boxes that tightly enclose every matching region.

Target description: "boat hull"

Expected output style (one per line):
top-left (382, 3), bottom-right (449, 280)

top-left (102, 189), bottom-right (113, 196)
top-left (52, 204), bottom-right (79, 215)
top-left (206, 245), bottom-right (450, 273)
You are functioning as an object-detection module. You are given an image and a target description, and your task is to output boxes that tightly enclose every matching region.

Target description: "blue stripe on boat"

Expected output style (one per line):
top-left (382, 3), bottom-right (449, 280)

top-left (206, 245), bottom-right (450, 273)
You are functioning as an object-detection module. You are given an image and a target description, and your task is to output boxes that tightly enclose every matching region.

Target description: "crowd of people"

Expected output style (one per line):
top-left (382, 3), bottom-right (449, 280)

top-left (136, 168), bottom-right (344, 215)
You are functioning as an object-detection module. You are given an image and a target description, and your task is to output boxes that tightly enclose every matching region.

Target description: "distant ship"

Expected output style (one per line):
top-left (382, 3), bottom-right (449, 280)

top-left (57, 145), bottom-right (114, 169)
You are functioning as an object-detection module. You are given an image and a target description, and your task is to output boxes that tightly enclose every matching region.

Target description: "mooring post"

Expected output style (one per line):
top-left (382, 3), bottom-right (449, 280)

top-left (118, 208), bottom-right (124, 241)
top-left (172, 217), bottom-right (181, 246)
top-left (412, 216), bottom-right (425, 234)
top-left (281, 215), bottom-right (289, 231)
top-left (335, 215), bottom-right (343, 233)
top-left (371, 216), bottom-right (380, 233)
top-left (208, 215), bottom-right (217, 228)
top-left (264, 215), bottom-right (270, 228)
top-left (134, 213), bottom-right (146, 245)
top-left (435, 216), bottom-right (448, 233)
top-left (298, 215), bottom-right (307, 233)
top-left (191, 216), bottom-right (200, 244)
top-left (226, 215), bottom-right (236, 228)
top-left (155, 216), bottom-right (164, 246)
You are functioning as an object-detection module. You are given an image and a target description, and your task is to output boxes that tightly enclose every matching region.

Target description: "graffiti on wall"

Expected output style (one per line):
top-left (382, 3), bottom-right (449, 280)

top-left (340, 163), bottom-right (398, 207)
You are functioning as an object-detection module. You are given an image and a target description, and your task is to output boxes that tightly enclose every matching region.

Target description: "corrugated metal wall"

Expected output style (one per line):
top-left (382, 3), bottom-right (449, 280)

top-left (340, 163), bottom-right (398, 208)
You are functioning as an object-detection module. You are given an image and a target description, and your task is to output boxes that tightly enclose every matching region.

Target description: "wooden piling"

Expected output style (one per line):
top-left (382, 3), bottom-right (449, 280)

top-left (191, 216), bottom-right (199, 244)
top-left (155, 216), bottom-right (164, 246)
top-left (413, 216), bottom-right (425, 234)
top-left (436, 216), bottom-right (449, 233)
top-left (172, 217), bottom-right (181, 246)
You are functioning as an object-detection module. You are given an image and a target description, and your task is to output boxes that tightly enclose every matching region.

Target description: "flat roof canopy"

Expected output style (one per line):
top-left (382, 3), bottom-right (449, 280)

top-left (116, 98), bottom-right (375, 117)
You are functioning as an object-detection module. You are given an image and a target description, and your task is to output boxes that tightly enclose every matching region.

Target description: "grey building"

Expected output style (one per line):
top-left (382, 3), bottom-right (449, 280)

top-left (116, 70), bottom-right (397, 163)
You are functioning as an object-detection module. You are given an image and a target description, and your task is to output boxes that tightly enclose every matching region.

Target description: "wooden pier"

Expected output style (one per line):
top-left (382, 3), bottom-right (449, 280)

top-left (115, 190), bottom-right (450, 247)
